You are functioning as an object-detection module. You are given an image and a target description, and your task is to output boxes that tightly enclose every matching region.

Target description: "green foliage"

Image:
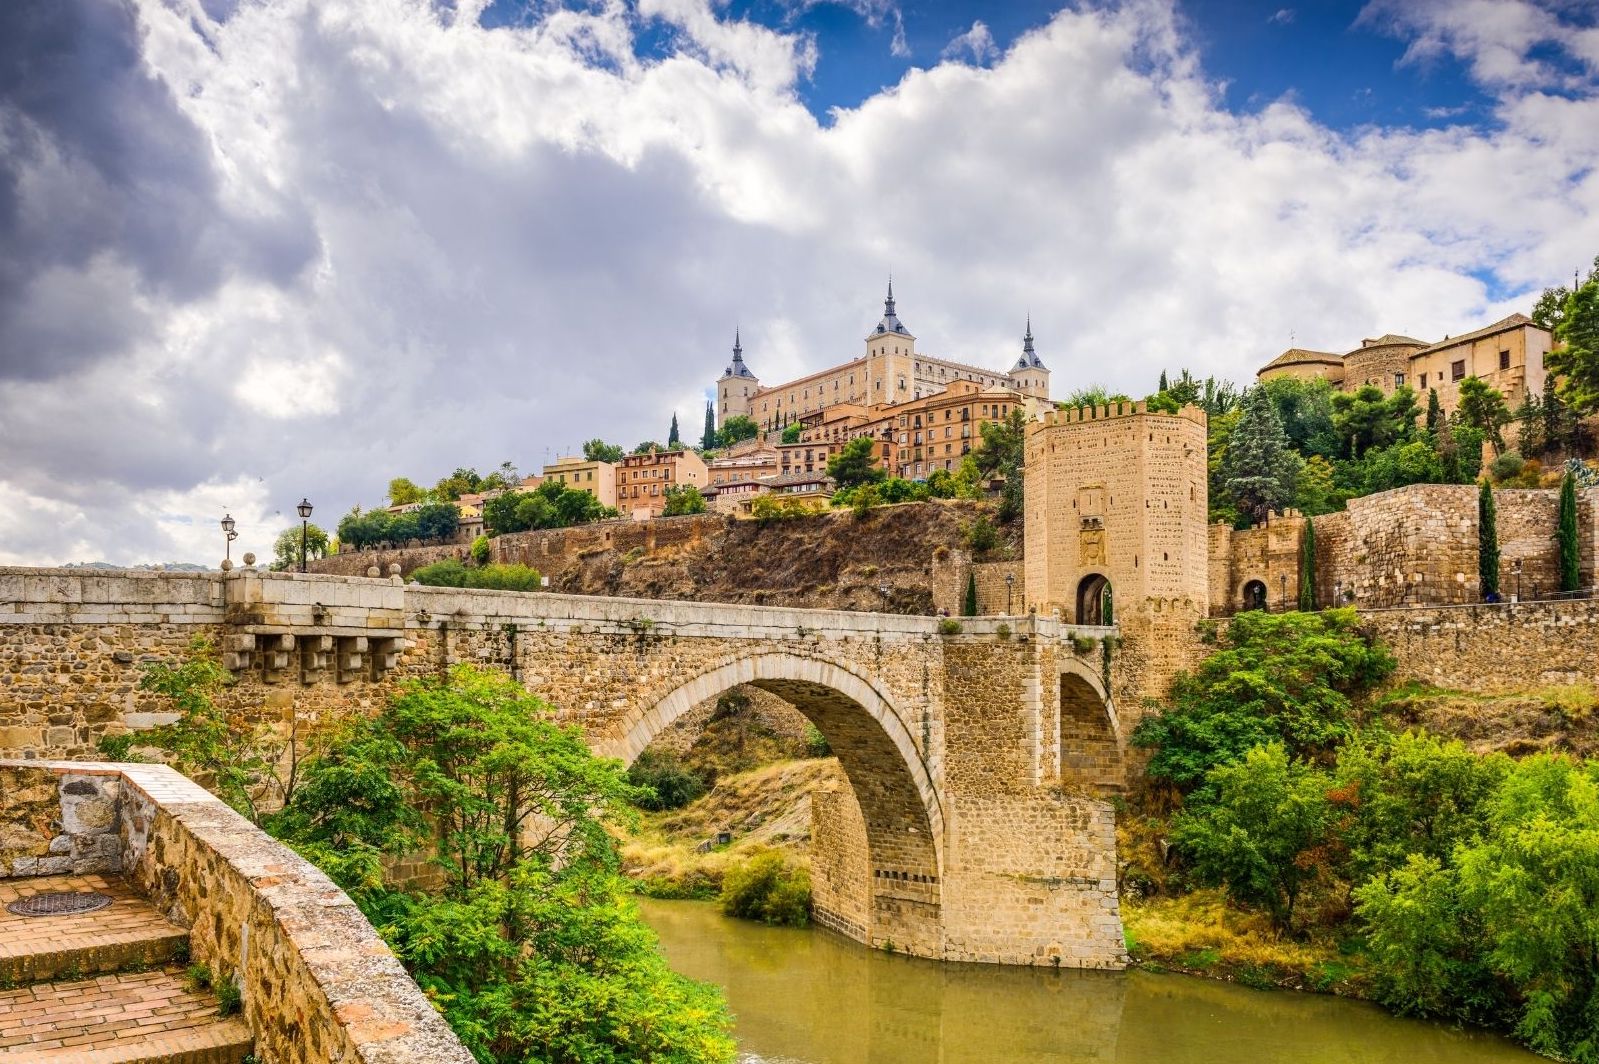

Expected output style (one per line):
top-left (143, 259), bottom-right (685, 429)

top-left (780, 423), bottom-right (802, 444)
top-left (1297, 519), bottom-right (1316, 612)
top-left (388, 477), bottom-right (428, 506)
top-left (411, 560), bottom-right (543, 592)
top-left (1454, 425), bottom-right (1487, 483)
top-left (1489, 451), bottom-right (1525, 483)
top-left (662, 485), bottom-right (708, 516)
top-left (803, 723), bottom-right (831, 758)
top-left (482, 480), bottom-right (616, 534)
top-left (1458, 377), bottom-right (1513, 453)
top-left (274, 666), bottom-right (736, 1064)
top-left (338, 502), bottom-right (461, 550)
top-left (963, 571), bottom-right (978, 617)
top-left (1171, 744), bottom-right (1335, 935)
top-left (583, 439), bottom-right (625, 464)
top-left (720, 850), bottom-right (811, 927)
top-left (1059, 385), bottom-right (1132, 408)
top-left (1547, 261), bottom-right (1599, 416)
top-left (1425, 388), bottom-right (1443, 437)
top-left (1479, 482), bottom-right (1500, 600)
top-left (830, 476), bottom-right (935, 509)
top-left (937, 618), bottom-right (963, 635)
top-left (1330, 384), bottom-right (1419, 459)
top-left (470, 535), bottom-right (491, 566)
top-left (627, 749), bottom-right (708, 811)
top-left (701, 403), bottom-right (717, 452)
top-left (1223, 387), bottom-right (1300, 524)
top-left (826, 435), bottom-right (887, 490)
top-left (434, 468), bottom-right (486, 502)
top-left (1131, 609), bottom-right (1395, 791)
top-left (976, 410), bottom-right (1027, 522)
top-left (1559, 471), bottom-right (1582, 592)
top-left (1262, 376), bottom-right (1340, 458)
top-left (214, 976), bottom-right (242, 1017)
top-left (270, 523), bottom-right (330, 571)
top-left (964, 514), bottom-right (999, 553)
top-left (716, 415), bottom-right (759, 448)
top-left (668, 413), bottom-right (681, 447)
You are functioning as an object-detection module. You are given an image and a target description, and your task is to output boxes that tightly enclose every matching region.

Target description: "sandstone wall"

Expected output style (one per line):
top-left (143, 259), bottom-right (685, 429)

top-left (929, 549), bottom-right (1025, 616)
top-left (809, 763), bottom-right (870, 943)
top-left (0, 760), bottom-right (474, 1064)
top-left (1362, 599), bottom-right (1599, 694)
top-left (313, 542), bottom-right (470, 577)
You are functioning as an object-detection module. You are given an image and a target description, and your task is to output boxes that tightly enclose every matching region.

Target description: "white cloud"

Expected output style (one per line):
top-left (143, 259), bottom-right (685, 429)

top-left (1268, 9), bottom-right (1295, 26)
top-left (0, 0), bottom-right (1595, 567)
top-left (941, 20), bottom-right (999, 65)
top-left (1359, 0), bottom-right (1599, 91)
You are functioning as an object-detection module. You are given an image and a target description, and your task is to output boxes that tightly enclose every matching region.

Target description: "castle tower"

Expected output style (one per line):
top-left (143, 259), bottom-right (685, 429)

top-left (1024, 400), bottom-right (1209, 706)
top-left (863, 279), bottom-right (917, 404)
top-left (716, 328), bottom-right (759, 428)
top-left (1009, 316), bottom-right (1051, 399)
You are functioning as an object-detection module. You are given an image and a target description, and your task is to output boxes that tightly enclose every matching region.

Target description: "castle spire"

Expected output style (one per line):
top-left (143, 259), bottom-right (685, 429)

top-left (1013, 315), bottom-right (1046, 371)
top-left (874, 276), bottom-right (908, 336)
top-left (724, 327), bottom-right (754, 378)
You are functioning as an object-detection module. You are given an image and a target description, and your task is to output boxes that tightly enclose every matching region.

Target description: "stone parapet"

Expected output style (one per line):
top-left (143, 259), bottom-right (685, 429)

top-left (0, 760), bottom-right (474, 1064)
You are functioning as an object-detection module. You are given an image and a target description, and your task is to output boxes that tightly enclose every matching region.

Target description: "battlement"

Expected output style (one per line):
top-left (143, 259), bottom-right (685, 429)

top-left (1034, 400), bottom-right (1207, 429)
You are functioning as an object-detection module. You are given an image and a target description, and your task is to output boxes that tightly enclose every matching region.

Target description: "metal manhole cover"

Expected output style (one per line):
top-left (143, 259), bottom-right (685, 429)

top-left (5, 891), bottom-right (114, 918)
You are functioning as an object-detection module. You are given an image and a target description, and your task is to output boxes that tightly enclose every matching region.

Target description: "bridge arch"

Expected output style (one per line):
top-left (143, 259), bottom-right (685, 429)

top-left (1057, 656), bottom-right (1123, 793)
top-left (603, 651), bottom-right (944, 951)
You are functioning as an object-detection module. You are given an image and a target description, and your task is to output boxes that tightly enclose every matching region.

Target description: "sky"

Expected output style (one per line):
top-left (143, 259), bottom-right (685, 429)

top-left (0, 0), bottom-right (1596, 567)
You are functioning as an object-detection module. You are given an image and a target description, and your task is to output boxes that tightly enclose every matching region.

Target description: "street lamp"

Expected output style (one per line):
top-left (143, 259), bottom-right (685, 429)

top-left (220, 513), bottom-right (237, 569)
top-left (878, 584), bottom-right (891, 613)
top-left (296, 498), bottom-right (314, 573)
top-left (1005, 572), bottom-right (1015, 615)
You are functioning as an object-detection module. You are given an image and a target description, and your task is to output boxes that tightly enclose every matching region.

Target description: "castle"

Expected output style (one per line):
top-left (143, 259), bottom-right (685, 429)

top-left (715, 282), bottom-right (1054, 433)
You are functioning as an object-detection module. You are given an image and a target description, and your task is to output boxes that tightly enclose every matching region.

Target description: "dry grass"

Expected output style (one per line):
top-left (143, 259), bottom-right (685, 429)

top-left (618, 758), bottom-right (840, 898)
top-left (1379, 680), bottom-right (1599, 758)
top-left (1123, 890), bottom-right (1367, 995)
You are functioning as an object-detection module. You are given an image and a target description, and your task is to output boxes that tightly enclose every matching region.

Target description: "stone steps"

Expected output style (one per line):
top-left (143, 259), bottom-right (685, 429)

top-left (0, 968), bottom-right (253, 1063)
top-left (0, 874), bottom-right (188, 984)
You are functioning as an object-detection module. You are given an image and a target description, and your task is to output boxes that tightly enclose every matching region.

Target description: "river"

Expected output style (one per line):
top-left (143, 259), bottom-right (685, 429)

top-left (639, 899), bottom-right (1540, 1064)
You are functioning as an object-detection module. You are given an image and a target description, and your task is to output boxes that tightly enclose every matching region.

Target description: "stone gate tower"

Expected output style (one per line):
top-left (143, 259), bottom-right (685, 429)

top-left (1023, 400), bottom-right (1210, 704)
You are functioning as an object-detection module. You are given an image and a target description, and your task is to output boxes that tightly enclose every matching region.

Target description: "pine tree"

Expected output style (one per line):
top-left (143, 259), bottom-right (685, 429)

top-left (701, 402), bottom-right (716, 451)
top-left (668, 413), bottom-right (680, 448)
top-left (1425, 388), bottom-right (1442, 438)
top-left (1297, 519), bottom-right (1317, 612)
top-left (1223, 387), bottom-right (1301, 524)
top-left (1479, 481), bottom-right (1500, 601)
top-left (1558, 470), bottom-right (1581, 593)
top-left (1158, 370), bottom-right (1169, 393)
top-left (1541, 373), bottom-right (1565, 456)
top-left (963, 571), bottom-right (978, 617)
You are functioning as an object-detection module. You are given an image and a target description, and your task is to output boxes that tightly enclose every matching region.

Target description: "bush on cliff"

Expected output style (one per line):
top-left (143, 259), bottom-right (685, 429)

top-left (628, 748), bottom-right (709, 811)
top-left (720, 849), bottom-right (811, 927)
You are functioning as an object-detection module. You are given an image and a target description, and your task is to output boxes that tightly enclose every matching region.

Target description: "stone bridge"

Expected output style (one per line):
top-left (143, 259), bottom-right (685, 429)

top-left (0, 567), bottom-right (1132, 968)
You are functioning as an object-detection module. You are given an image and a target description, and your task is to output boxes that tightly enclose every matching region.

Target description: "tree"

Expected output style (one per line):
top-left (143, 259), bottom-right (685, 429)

top-left (1531, 254), bottom-right (1599, 331)
top-left (482, 482), bottom-right (614, 535)
top-left (1542, 373), bottom-right (1566, 456)
top-left (1223, 387), bottom-right (1300, 524)
top-left (826, 435), bottom-right (886, 490)
top-left (963, 571), bottom-right (978, 617)
top-left (1479, 481), bottom-right (1500, 601)
top-left (716, 415), bottom-right (759, 448)
top-left (701, 403), bottom-right (717, 452)
top-left (976, 410), bottom-right (1027, 522)
top-left (1515, 392), bottom-right (1543, 457)
top-left (1131, 608), bottom-right (1395, 791)
top-left (388, 477), bottom-right (427, 506)
top-left (781, 423), bottom-right (803, 444)
top-left (1426, 388), bottom-right (1443, 438)
top-left (1263, 376), bottom-right (1339, 458)
top-left (1331, 385), bottom-right (1420, 459)
top-left (271, 524), bottom-right (330, 571)
top-left (1060, 385), bottom-right (1132, 408)
top-left (632, 440), bottom-right (664, 455)
top-left (1454, 425), bottom-right (1487, 484)
top-left (1294, 455), bottom-right (1338, 515)
top-left (1158, 370), bottom-right (1169, 392)
top-left (1457, 377), bottom-right (1513, 454)
top-left (1558, 471), bottom-right (1581, 593)
top-left (434, 468), bottom-right (485, 501)
top-left (1547, 265), bottom-right (1599, 415)
top-left (582, 439), bottom-right (624, 464)
top-left (1171, 744), bottom-right (1335, 935)
top-left (1298, 520), bottom-right (1317, 612)
top-left (668, 413), bottom-right (681, 447)
top-left (661, 484), bottom-right (707, 516)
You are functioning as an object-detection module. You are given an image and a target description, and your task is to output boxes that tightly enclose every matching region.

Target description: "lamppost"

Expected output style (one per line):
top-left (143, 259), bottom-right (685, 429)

top-left (1512, 558), bottom-right (1522, 603)
top-left (220, 513), bottom-right (237, 570)
top-left (297, 498), bottom-right (314, 573)
top-left (1005, 572), bottom-right (1015, 615)
top-left (878, 584), bottom-right (890, 613)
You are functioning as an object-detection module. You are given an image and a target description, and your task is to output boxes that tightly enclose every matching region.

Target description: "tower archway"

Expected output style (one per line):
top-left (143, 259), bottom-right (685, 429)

top-left (1076, 573), bottom-right (1112, 625)
top-left (1241, 579), bottom-right (1268, 611)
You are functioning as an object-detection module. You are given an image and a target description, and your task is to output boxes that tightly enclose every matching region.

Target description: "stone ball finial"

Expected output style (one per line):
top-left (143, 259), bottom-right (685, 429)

top-left (242, 552), bottom-right (256, 567)
top-left (367, 566), bottom-right (381, 578)
top-left (388, 563), bottom-right (402, 576)
top-left (220, 559), bottom-right (233, 572)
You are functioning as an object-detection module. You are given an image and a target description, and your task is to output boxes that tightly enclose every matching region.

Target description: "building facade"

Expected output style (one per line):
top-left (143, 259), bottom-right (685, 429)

top-left (617, 448), bottom-right (709, 520)
top-left (714, 283), bottom-right (1051, 433)
top-left (540, 456), bottom-right (617, 510)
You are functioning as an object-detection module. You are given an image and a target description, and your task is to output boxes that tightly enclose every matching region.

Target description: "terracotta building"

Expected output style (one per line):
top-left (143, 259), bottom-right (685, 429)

top-left (617, 448), bottom-right (708, 521)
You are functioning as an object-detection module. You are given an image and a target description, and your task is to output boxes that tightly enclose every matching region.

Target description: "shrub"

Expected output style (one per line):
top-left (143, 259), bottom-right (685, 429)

top-left (937, 618), bottom-right (963, 636)
top-left (627, 749), bottom-right (708, 811)
top-left (1489, 451), bottom-right (1524, 483)
top-left (803, 724), bottom-right (831, 758)
top-left (470, 535), bottom-right (491, 565)
top-left (410, 558), bottom-right (471, 587)
top-left (412, 560), bottom-right (542, 592)
top-left (720, 850), bottom-right (811, 927)
top-left (965, 515), bottom-right (1000, 553)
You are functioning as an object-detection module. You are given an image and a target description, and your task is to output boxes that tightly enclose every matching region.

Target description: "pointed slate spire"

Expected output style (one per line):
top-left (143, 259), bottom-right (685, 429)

top-left (724, 327), bottom-right (754, 378)
top-left (874, 276), bottom-right (909, 335)
top-left (1013, 315), bottom-right (1046, 370)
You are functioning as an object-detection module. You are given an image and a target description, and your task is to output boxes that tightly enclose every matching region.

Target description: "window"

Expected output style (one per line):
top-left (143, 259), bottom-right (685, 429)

top-left (1418, 375), bottom-right (1426, 389)
top-left (1451, 359), bottom-right (1466, 382)
top-left (1394, 372), bottom-right (1405, 389)
top-left (1499, 350), bottom-right (1510, 370)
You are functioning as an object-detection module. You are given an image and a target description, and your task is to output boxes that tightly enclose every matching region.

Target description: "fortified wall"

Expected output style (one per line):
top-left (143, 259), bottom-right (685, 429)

top-left (1210, 483), bottom-right (1599, 615)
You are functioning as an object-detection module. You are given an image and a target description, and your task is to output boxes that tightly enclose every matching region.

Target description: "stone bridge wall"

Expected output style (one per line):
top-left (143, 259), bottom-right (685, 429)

top-left (1360, 599), bottom-right (1599, 695)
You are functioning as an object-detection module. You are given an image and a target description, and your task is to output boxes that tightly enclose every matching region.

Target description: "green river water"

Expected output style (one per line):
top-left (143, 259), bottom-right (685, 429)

top-left (640, 898), bottom-right (1541, 1064)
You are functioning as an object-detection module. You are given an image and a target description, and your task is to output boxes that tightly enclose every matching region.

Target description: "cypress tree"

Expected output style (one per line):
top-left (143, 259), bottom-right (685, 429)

top-left (1158, 369), bottom-right (1169, 393)
top-left (1298, 519), bottom-right (1317, 612)
top-left (963, 571), bottom-right (978, 617)
top-left (668, 413), bottom-right (680, 447)
top-left (701, 402), bottom-right (716, 451)
top-left (1479, 481), bottom-right (1500, 601)
top-left (1558, 470), bottom-right (1581, 593)
top-left (1425, 388), bottom-right (1442, 437)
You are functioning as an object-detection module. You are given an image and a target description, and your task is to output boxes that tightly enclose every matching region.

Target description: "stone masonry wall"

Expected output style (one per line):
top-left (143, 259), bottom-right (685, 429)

top-left (930, 549), bottom-right (1025, 616)
top-left (0, 760), bottom-right (474, 1064)
top-left (1361, 599), bottom-right (1599, 694)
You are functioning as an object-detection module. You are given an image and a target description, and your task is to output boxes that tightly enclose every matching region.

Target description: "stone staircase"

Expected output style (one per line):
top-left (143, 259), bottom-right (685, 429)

top-left (0, 874), bottom-right (253, 1063)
